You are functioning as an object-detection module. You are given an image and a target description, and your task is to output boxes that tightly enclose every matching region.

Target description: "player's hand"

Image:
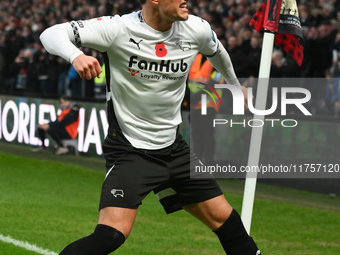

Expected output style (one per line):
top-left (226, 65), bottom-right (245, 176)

top-left (242, 86), bottom-right (252, 109)
top-left (72, 54), bottom-right (102, 80)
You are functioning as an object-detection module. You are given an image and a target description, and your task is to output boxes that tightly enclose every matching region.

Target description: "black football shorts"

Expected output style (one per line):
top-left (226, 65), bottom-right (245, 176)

top-left (99, 132), bottom-right (223, 214)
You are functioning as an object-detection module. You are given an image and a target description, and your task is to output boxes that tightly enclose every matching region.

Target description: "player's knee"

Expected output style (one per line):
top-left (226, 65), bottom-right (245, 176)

top-left (93, 224), bottom-right (126, 252)
top-left (59, 224), bottom-right (125, 255)
top-left (207, 196), bottom-right (233, 229)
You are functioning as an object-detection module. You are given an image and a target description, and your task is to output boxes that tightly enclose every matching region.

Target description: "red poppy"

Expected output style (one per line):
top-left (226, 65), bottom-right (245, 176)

top-left (155, 43), bottom-right (167, 57)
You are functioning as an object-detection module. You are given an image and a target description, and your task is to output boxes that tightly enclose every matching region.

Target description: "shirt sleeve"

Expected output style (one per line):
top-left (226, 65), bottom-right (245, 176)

top-left (196, 18), bottom-right (219, 57)
top-left (207, 40), bottom-right (241, 88)
top-left (40, 16), bottom-right (120, 63)
top-left (40, 23), bottom-right (84, 63)
top-left (192, 17), bottom-right (240, 87)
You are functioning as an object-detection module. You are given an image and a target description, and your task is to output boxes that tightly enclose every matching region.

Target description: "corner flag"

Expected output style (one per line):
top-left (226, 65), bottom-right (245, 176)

top-left (250, 0), bottom-right (304, 66)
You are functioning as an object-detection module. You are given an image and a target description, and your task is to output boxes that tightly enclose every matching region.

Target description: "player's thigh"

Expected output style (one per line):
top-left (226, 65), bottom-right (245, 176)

top-left (183, 194), bottom-right (233, 231)
top-left (98, 206), bottom-right (137, 239)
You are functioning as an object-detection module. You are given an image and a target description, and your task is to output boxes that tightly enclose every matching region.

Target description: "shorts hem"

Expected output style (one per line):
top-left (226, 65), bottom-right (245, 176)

top-left (164, 190), bottom-right (224, 214)
top-left (99, 203), bottom-right (140, 211)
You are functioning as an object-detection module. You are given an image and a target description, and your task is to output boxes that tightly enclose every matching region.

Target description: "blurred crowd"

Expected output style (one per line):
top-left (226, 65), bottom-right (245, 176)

top-left (1, 0), bottom-right (340, 116)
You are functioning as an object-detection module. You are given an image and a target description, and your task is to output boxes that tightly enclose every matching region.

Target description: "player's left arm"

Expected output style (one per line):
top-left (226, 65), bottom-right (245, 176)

top-left (207, 41), bottom-right (249, 108)
top-left (195, 18), bottom-right (248, 108)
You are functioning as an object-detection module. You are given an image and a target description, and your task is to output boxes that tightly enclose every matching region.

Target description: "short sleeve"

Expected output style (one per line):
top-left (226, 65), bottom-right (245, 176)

top-left (196, 19), bottom-right (219, 57)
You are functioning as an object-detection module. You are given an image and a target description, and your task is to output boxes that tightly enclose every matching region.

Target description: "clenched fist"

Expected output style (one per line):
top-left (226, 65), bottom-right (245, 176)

top-left (72, 54), bottom-right (102, 80)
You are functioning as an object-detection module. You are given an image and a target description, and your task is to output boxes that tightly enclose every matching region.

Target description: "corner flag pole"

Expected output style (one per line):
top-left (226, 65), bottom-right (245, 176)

top-left (240, 0), bottom-right (303, 234)
top-left (241, 30), bottom-right (275, 234)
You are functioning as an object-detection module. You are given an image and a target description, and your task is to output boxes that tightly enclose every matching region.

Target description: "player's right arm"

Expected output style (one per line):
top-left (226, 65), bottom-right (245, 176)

top-left (40, 17), bottom-right (118, 79)
top-left (72, 54), bottom-right (102, 80)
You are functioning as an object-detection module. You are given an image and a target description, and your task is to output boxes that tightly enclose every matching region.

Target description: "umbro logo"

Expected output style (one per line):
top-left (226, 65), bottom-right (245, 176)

top-left (129, 38), bottom-right (143, 49)
top-left (111, 189), bottom-right (124, 198)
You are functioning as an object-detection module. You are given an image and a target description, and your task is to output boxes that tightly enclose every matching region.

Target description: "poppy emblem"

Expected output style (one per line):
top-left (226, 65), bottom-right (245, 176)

top-left (155, 43), bottom-right (167, 57)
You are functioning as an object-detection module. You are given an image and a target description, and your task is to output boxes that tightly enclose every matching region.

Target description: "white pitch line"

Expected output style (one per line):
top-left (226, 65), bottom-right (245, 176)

top-left (0, 234), bottom-right (58, 255)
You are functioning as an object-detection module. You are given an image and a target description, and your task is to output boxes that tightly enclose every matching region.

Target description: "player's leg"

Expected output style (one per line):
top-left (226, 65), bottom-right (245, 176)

top-left (59, 207), bottom-right (136, 255)
top-left (98, 206), bottom-right (137, 239)
top-left (58, 138), bottom-right (142, 254)
top-left (166, 135), bottom-right (260, 255)
top-left (183, 194), bottom-right (232, 230)
top-left (183, 195), bottom-right (261, 255)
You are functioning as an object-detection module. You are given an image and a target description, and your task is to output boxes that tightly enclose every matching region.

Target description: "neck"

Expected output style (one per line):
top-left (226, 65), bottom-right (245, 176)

top-left (141, 6), bottom-right (173, 32)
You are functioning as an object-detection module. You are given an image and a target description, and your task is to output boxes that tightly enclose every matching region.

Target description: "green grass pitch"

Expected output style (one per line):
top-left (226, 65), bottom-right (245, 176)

top-left (0, 144), bottom-right (340, 255)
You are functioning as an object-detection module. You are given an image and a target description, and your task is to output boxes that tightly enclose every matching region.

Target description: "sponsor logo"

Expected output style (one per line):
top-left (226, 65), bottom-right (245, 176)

top-left (128, 56), bottom-right (188, 73)
top-left (128, 69), bottom-right (140, 77)
top-left (129, 38), bottom-right (143, 50)
top-left (111, 189), bottom-right (124, 198)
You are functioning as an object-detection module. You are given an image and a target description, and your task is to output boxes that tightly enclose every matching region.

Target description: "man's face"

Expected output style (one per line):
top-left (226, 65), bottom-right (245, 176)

top-left (158, 0), bottom-right (189, 22)
top-left (59, 99), bottom-right (70, 110)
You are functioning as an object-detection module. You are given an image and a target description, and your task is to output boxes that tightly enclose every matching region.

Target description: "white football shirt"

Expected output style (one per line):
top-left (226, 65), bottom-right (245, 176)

top-left (44, 11), bottom-right (220, 149)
